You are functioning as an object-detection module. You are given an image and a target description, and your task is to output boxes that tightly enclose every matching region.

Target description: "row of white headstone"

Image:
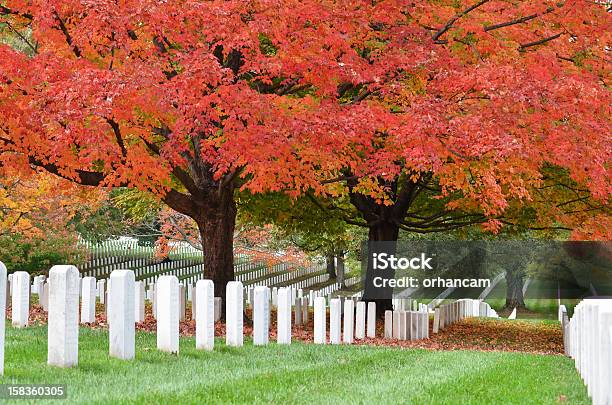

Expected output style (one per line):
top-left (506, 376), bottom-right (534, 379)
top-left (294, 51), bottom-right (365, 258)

top-left (431, 298), bottom-right (499, 333)
top-left (563, 300), bottom-right (612, 405)
top-left (0, 262), bottom-right (387, 375)
top-left (384, 309), bottom-right (430, 340)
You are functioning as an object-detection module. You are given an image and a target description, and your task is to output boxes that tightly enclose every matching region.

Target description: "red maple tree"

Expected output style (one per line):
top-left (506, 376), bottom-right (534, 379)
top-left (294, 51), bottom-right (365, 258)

top-left (0, 0), bottom-right (609, 305)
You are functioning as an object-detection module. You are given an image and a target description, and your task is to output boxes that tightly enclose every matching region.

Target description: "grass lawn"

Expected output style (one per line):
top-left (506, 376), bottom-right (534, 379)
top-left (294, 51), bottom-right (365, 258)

top-left (1, 325), bottom-right (588, 404)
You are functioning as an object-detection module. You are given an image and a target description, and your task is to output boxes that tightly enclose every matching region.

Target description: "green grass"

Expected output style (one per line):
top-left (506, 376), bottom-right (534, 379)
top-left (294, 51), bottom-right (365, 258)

top-left (1, 325), bottom-right (588, 404)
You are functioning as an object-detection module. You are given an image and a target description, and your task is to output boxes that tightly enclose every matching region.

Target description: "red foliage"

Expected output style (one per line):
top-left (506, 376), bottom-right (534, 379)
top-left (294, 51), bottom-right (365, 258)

top-left (0, 0), bottom-right (608, 236)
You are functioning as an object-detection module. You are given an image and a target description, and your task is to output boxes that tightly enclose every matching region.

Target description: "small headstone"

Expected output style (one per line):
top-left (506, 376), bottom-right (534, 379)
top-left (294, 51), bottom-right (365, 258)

top-left (355, 301), bottom-right (366, 339)
top-left (329, 298), bottom-right (341, 344)
top-left (508, 308), bottom-right (517, 320)
top-left (109, 270), bottom-right (135, 360)
top-left (295, 296), bottom-right (302, 326)
top-left (384, 310), bottom-right (393, 339)
top-left (277, 287), bottom-right (291, 344)
top-left (48, 266), bottom-right (79, 367)
top-left (80, 277), bottom-right (96, 324)
top-left (104, 278), bottom-right (112, 319)
top-left (178, 284), bottom-right (186, 322)
top-left (134, 281), bottom-right (145, 323)
top-left (314, 296), bottom-right (326, 344)
top-left (366, 302), bottom-right (376, 338)
top-left (191, 286), bottom-right (197, 320)
top-left (156, 276), bottom-right (179, 354)
top-left (11, 271), bottom-right (30, 328)
top-left (98, 279), bottom-right (105, 304)
top-left (41, 282), bottom-right (49, 312)
top-left (253, 286), bottom-right (270, 346)
top-left (392, 311), bottom-right (400, 339)
top-left (226, 281), bottom-right (244, 347)
top-left (302, 297), bottom-right (308, 323)
top-left (410, 312), bottom-right (419, 340)
top-left (343, 299), bottom-right (354, 344)
top-left (195, 280), bottom-right (214, 350)
top-left (399, 311), bottom-right (408, 340)
top-left (433, 308), bottom-right (440, 334)
top-left (214, 297), bottom-right (222, 322)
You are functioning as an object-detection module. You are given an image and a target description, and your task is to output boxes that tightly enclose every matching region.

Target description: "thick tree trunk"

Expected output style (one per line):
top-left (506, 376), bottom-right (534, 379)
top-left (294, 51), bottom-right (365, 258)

top-left (362, 221), bottom-right (400, 316)
top-left (326, 253), bottom-right (336, 279)
top-left (195, 188), bottom-right (237, 317)
top-left (336, 251), bottom-right (345, 287)
top-left (505, 268), bottom-right (526, 309)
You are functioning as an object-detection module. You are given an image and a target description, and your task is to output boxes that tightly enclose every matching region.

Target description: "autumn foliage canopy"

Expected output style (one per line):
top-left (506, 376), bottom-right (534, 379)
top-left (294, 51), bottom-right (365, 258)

top-left (0, 0), bottom-right (610, 256)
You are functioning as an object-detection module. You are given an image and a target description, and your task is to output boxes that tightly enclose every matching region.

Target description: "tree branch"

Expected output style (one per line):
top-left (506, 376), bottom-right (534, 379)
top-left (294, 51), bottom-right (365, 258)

top-left (54, 12), bottom-right (82, 58)
top-left (484, 7), bottom-right (555, 32)
top-left (519, 33), bottom-right (563, 51)
top-left (432, 0), bottom-right (491, 44)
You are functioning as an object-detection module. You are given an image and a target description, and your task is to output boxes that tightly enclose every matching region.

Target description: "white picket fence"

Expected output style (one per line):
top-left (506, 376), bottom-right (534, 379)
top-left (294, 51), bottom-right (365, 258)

top-left (563, 299), bottom-right (612, 405)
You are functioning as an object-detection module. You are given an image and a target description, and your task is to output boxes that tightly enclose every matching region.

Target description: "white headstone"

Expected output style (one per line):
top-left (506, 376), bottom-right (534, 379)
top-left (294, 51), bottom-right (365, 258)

top-left (294, 295), bottom-right (302, 325)
top-left (0, 262), bottom-right (6, 375)
top-left (41, 282), bottom-right (49, 312)
top-left (178, 284), bottom-right (186, 322)
top-left (156, 275), bottom-right (179, 354)
top-left (384, 310), bottom-right (393, 338)
top-left (11, 271), bottom-right (30, 328)
top-left (196, 280), bottom-right (214, 350)
top-left (135, 281), bottom-right (145, 323)
top-left (80, 277), bottom-right (96, 324)
top-left (253, 286), bottom-right (270, 346)
top-left (433, 308), bottom-right (440, 333)
top-left (226, 281), bottom-right (244, 347)
top-left (214, 297), bottom-right (222, 322)
top-left (366, 302), bottom-right (376, 338)
top-left (109, 270), bottom-right (135, 360)
top-left (508, 307), bottom-right (517, 320)
top-left (410, 312), bottom-right (419, 340)
top-left (355, 301), bottom-right (366, 339)
top-left (392, 311), bottom-right (400, 339)
top-left (329, 298), bottom-right (341, 344)
top-left (47, 265), bottom-right (79, 367)
top-left (190, 285), bottom-right (197, 320)
top-left (277, 287), bottom-right (291, 344)
top-left (314, 296), bottom-right (326, 344)
top-left (400, 311), bottom-right (409, 340)
top-left (302, 297), bottom-right (308, 323)
top-left (343, 299), bottom-right (354, 344)
top-left (98, 279), bottom-right (105, 304)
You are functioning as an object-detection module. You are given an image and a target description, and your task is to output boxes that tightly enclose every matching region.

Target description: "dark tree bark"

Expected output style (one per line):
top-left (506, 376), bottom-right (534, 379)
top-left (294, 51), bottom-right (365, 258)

top-left (361, 220), bottom-right (400, 315)
top-left (195, 185), bottom-right (237, 310)
top-left (505, 267), bottom-right (526, 309)
top-left (336, 250), bottom-right (346, 287)
top-left (348, 176), bottom-right (411, 316)
top-left (325, 252), bottom-right (336, 279)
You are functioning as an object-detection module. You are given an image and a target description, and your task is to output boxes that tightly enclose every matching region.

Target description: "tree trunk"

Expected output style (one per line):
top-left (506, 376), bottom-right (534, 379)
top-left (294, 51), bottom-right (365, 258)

top-left (336, 251), bottom-right (345, 287)
top-left (362, 221), bottom-right (400, 316)
top-left (326, 252), bottom-right (336, 279)
top-left (505, 267), bottom-right (526, 309)
top-left (195, 189), bottom-right (237, 317)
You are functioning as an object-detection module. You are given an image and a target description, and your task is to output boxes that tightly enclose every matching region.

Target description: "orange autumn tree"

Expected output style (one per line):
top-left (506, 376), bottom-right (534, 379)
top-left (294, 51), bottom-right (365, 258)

top-left (0, 0), bottom-right (609, 306)
top-left (0, 168), bottom-right (104, 271)
top-left (0, 170), bottom-right (101, 237)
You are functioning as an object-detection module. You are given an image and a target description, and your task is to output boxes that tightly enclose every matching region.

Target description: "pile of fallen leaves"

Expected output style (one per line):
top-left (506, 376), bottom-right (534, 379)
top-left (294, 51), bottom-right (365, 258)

top-left (7, 303), bottom-right (564, 355)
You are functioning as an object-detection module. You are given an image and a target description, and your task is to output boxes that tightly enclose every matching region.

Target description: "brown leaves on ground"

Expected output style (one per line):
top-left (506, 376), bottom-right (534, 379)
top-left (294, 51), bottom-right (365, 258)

top-left (8, 303), bottom-right (564, 355)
